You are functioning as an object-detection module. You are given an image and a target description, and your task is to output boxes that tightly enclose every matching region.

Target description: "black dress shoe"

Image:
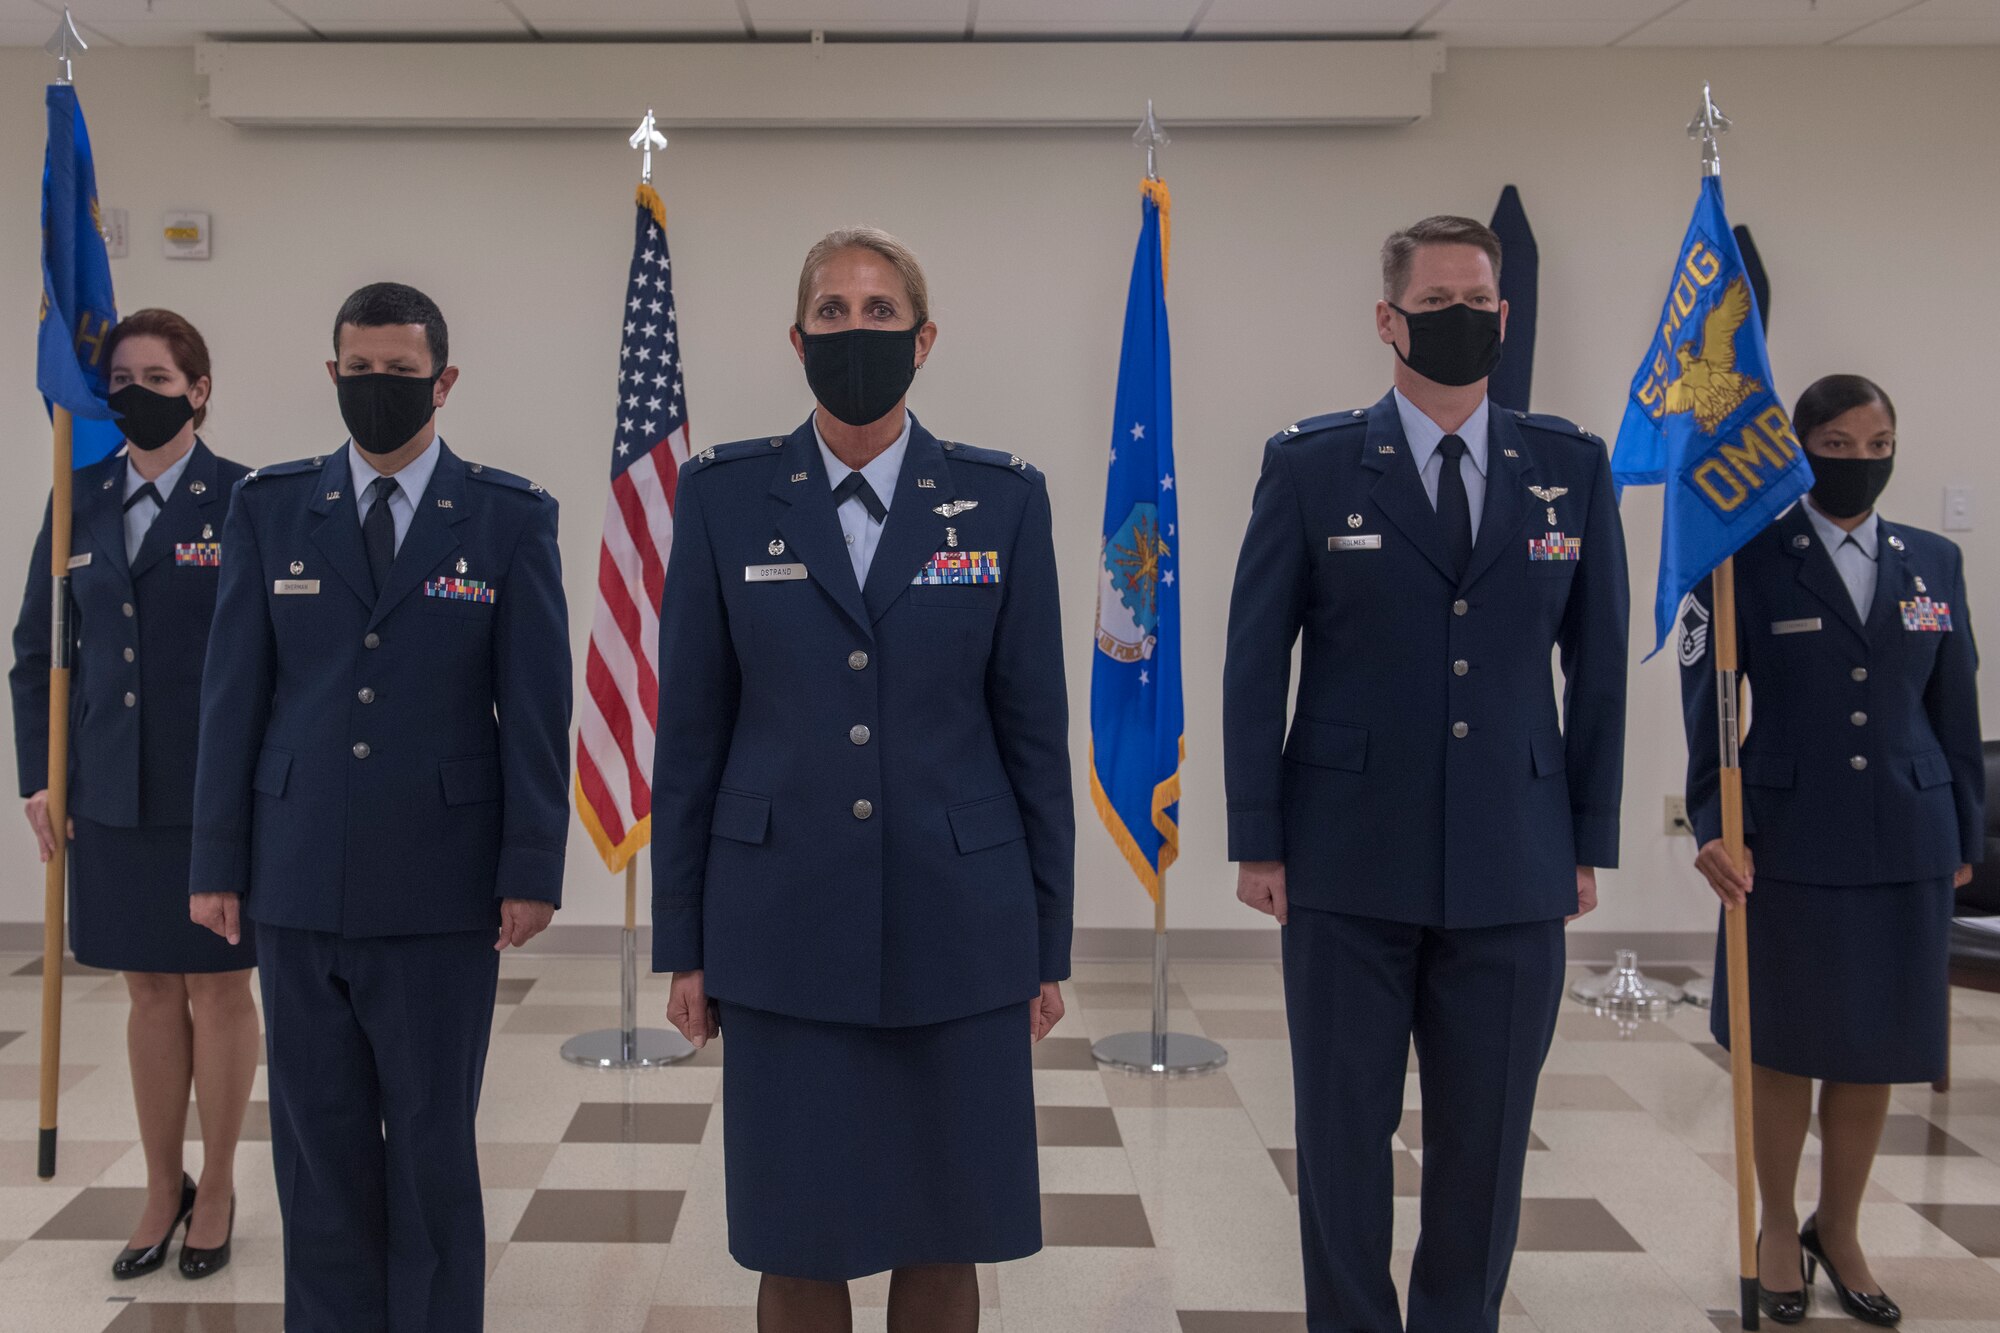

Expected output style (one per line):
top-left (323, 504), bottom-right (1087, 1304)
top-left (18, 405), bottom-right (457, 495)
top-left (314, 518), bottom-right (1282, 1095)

top-left (1802, 1215), bottom-right (1902, 1326)
top-left (179, 1195), bottom-right (235, 1279)
top-left (112, 1174), bottom-right (196, 1279)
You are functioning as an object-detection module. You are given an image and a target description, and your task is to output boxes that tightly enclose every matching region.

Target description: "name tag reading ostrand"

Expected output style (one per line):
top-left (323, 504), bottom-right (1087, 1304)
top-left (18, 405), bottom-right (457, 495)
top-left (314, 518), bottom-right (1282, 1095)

top-left (1771, 617), bottom-right (1822, 635)
top-left (273, 579), bottom-right (320, 595)
top-left (1328, 534), bottom-right (1382, 552)
top-left (744, 563), bottom-right (808, 583)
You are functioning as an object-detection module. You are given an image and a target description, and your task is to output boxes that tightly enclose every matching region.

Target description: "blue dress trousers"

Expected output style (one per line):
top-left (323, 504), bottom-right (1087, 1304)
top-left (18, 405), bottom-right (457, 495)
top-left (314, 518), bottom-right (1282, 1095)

top-left (10, 440), bottom-right (255, 974)
top-left (191, 442), bottom-right (572, 1332)
top-left (1225, 393), bottom-right (1630, 1333)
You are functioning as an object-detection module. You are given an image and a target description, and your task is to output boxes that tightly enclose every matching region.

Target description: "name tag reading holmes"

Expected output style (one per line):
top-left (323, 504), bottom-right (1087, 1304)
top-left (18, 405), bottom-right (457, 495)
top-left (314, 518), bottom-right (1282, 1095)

top-left (744, 563), bottom-right (807, 583)
top-left (1771, 617), bottom-right (1823, 635)
top-left (273, 579), bottom-right (320, 595)
top-left (1328, 535), bottom-right (1382, 552)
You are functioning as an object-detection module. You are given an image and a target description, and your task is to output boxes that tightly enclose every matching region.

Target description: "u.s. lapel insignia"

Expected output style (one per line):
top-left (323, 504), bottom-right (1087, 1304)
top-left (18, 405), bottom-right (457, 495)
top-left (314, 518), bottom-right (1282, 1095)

top-left (768, 538), bottom-right (785, 557)
top-left (1502, 448), bottom-right (1520, 458)
top-left (933, 500), bottom-right (979, 519)
top-left (917, 478), bottom-right (937, 489)
top-left (456, 557), bottom-right (469, 575)
top-left (1347, 514), bottom-right (1363, 529)
top-left (437, 498), bottom-right (453, 509)
top-left (101, 476), bottom-right (114, 490)
top-left (325, 491), bottom-right (341, 502)
top-left (1377, 445), bottom-right (1396, 454)
top-left (189, 480), bottom-right (206, 496)
top-left (791, 471), bottom-right (809, 483)
top-left (289, 560), bottom-right (304, 575)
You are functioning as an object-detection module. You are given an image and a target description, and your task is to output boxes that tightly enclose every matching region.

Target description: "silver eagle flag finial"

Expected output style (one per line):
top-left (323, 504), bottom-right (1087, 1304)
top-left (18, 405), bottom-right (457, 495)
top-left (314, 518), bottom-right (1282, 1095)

top-left (629, 108), bottom-right (668, 184)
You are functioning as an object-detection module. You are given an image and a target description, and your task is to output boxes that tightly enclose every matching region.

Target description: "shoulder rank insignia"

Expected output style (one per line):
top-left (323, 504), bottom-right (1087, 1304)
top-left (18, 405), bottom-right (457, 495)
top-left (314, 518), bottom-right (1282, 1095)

top-left (933, 500), bottom-right (979, 518)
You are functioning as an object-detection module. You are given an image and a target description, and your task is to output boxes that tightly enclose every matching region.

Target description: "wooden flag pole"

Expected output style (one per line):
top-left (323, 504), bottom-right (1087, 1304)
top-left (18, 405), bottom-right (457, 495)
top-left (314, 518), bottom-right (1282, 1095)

top-left (1713, 555), bottom-right (1760, 1328)
top-left (38, 405), bottom-right (76, 1180)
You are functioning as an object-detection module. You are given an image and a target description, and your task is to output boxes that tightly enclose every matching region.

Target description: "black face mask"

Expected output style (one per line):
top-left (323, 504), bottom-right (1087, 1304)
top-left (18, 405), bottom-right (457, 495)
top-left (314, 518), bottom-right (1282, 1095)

top-left (109, 385), bottom-right (195, 452)
top-left (1390, 302), bottom-right (1504, 388)
top-left (797, 325), bottom-right (920, 428)
top-left (1809, 453), bottom-right (1894, 519)
top-left (336, 372), bottom-right (439, 455)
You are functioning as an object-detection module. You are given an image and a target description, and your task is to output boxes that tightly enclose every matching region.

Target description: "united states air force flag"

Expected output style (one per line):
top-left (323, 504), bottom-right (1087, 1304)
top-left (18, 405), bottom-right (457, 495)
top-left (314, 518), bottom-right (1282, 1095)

top-left (1611, 176), bottom-right (1811, 658)
top-left (1091, 178), bottom-right (1183, 902)
top-left (38, 84), bottom-right (122, 468)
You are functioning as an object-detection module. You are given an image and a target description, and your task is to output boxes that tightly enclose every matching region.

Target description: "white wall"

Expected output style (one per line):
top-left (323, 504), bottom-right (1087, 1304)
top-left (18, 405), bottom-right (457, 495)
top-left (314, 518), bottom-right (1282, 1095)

top-left (2, 42), bottom-right (1995, 938)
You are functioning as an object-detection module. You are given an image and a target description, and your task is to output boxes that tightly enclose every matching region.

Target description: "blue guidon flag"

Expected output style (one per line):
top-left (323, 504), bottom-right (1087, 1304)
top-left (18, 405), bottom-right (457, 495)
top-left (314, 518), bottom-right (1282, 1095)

top-left (1611, 175), bottom-right (1812, 658)
top-left (38, 83), bottom-right (122, 468)
top-left (1090, 177), bottom-right (1183, 901)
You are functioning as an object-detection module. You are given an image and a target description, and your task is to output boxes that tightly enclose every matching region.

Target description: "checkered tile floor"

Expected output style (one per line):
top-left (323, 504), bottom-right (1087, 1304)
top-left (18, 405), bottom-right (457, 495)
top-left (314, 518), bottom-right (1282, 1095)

top-left (5, 953), bottom-right (2000, 1331)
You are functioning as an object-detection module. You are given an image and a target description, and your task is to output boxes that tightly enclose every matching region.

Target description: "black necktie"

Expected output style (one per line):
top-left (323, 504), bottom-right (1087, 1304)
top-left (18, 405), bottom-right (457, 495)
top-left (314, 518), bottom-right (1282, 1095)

top-left (123, 481), bottom-right (163, 513)
top-left (832, 471), bottom-right (888, 523)
top-left (363, 476), bottom-right (399, 594)
top-left (1435, 434), bottom-right (1473, 581)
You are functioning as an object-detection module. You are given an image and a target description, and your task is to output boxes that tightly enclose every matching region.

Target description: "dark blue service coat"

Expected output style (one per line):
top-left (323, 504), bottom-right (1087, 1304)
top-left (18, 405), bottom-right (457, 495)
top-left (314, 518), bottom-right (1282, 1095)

top-left (1681, 504), bottom-right (1984, 883)
top-left (1224, 392), bottom-right (1631, 925)
top-left (650, 416), bottom-right (1075, 1029)
top-left (190, 443), bottom-right (573, 935)
top-left (12, 441), bottom-right (247, 826)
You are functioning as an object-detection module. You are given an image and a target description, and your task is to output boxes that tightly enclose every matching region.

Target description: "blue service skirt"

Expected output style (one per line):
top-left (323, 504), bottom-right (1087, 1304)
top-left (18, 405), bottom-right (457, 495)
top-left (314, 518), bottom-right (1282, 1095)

top-left (69, 815), bottom-right (257, 975)
top-left (1711, 874), bottom-right (1953, 1084)
top-left (716, 998), bottom-right (1042, 1281)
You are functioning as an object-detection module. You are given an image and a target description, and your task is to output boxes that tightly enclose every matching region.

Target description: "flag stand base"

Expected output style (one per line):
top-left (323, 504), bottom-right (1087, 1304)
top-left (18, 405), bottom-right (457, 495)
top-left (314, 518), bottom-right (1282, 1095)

top-left (1568, 948), bottom-right (1684, 1017)
top-left (1683, 974), bottom-right (1714, 1010)
top-left (1092, 928), bottom-right (1227, 1078)
top-left (559, 926), bottom-right (694, 1070)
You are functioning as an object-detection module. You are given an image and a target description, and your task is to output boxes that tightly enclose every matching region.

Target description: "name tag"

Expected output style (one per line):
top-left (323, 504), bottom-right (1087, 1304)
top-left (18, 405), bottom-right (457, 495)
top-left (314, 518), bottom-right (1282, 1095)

top-left (1328, 535), bottom-right (1381, 552)
top-left (745, 564), bottom-right (807, 582)
top-left (1771, 618), bottom-right (1822, 635)
top-left (66, 552), bottom-right (92, 570)
top-left (273, 579), bottom-right (320, 595)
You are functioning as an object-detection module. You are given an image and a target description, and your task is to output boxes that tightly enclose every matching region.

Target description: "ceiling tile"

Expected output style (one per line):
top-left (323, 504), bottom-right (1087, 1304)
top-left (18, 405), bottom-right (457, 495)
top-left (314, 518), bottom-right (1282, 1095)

top-left (1837, 0), bottom-right (2000, 43)
top-left (744, 0), bottom-right (967, 34)
top-left (1426, 19), bottom-right (1648, 44)
top-left (53, 0), bottom-right (307, 41)
top-left (1623, 0), bottom-right (1913, 45)
top-left (283, 0), bottom-right (529, 33)
top-left (975, 0), bottom-right (1202, 36)
top-left (1195, 0), bottom-right (1433, 35)
top-left (509, 0), bottom-right (745, 35)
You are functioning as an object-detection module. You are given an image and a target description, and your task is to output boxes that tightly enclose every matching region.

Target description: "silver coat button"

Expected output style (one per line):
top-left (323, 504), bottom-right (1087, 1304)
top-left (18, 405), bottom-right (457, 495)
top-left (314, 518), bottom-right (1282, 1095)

top-left (850, 725), bottom-right (871, 746)
top-left (123, 691), bottom-right (136, 708)
top-left (852, 799), bottom-right (874, 820)
top-left (848, 650), bottom-right (869, 671)
top-left (121, 602), bottom-right (134, 618)
top-left (1850, 711), bottom-right (1868, 727)
top-left (122, 647), bottom-right (135, 663)
top-left (1451, 722), bottom-right (1469, 739)
top-left (1851, 667), bottom-right (1868, 683)
top-left (353, 742), bottom-right (372, 760)
top-left (1452, 599), bottom-right (1469, 616)
top-left (364, 633), bottom-right (380, 649)
top-left (1452, 660), bottom-right (1469, 676)
top-left (357, 687), bottom-right (376, 704)
top-left (1850, 755), bottom-right (1867, 771)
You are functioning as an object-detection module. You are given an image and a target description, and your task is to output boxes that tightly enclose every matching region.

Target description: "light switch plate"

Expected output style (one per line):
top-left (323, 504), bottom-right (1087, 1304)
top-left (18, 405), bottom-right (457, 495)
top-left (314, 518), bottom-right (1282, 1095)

top-left (1944, 485), bottom-right (1974, 532)
top-left (1665, 794), bottom-right (1692, 837)
top-left (101, 207), bottom-right (127, 259)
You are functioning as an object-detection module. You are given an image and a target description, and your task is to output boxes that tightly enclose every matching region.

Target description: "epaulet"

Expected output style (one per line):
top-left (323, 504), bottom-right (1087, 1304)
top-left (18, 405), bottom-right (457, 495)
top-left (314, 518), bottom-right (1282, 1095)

top-left (687, 437), bottom-right (787, 473)
top-left (1268, 410), bottom-right (1368, 447)
top-left (1509, 410), bottom-right (1603, 447)
top-left (939, 440), bottom-right (1040, 482)
top-left (240, 456), bottom-right (322, 484)
top-left (464, 460), bottom-right (551, 498)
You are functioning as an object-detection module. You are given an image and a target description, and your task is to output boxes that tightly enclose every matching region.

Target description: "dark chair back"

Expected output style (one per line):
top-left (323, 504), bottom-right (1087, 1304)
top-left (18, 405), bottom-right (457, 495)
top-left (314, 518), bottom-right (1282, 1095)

top-left (1963, 740), bottom-right (2000, 915)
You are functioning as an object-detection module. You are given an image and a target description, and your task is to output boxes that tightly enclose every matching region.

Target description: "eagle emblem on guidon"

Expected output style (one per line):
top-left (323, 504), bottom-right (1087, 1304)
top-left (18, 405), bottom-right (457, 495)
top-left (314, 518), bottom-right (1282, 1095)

top-left (1662, 276), bottom-right (1763, 432)
top-left (1095, 503), bottom-right (1170, 665)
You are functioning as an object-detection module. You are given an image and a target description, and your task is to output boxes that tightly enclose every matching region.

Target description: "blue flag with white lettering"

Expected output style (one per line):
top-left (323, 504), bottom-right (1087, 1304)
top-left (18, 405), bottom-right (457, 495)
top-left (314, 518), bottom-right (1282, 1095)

top-left (1090, 179), bottom-right (1182, 901)
top-left (1611, 176), bottom-right (1810, 657)
top-left (39, 83), bottom-right (122, 468)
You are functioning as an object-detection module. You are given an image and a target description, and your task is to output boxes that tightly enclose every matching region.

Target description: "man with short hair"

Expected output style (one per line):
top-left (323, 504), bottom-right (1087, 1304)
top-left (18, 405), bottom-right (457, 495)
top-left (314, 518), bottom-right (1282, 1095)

top-left (1224, 217), bottom-right (1629, 1331)
top-left (191, 282), bottom-right (571, 1330)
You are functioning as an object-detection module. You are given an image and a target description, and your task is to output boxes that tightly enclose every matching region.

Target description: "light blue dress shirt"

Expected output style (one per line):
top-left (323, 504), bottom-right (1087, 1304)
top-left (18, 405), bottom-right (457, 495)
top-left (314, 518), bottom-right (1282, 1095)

top-left (1395, 388), bottom-right (1491, 541)
top-left (1804, 499), bottom-right (1881, 622)
top-left (122, 447), bottom-right (195, 563)
top-left (348, 436), bottom-right (443, 557)
top-left (816, 413), bottom-right (911, 584)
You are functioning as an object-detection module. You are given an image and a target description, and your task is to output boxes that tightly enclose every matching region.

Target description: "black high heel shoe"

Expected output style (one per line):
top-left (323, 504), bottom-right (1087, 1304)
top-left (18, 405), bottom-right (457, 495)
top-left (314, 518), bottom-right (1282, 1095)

top-left (1802, 1215), bottom-right (1902, 1326)
top-left (1756, 1230), bottom-right (1810, 1325)
top-left (178, 1195), bottom-right (235, 1279)
top-left (112, 1174), bottom-right (196, 1279)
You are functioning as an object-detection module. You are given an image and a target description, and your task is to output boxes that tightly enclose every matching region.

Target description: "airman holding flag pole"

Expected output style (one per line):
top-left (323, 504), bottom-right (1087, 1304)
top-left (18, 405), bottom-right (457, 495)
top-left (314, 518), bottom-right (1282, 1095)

top-left (31, 6), bottom-right (120, 1181)
top-left (1609, 85), bottom-right (1816, 1330)
top-left (1089, 101), bottom-right (1224, 1080)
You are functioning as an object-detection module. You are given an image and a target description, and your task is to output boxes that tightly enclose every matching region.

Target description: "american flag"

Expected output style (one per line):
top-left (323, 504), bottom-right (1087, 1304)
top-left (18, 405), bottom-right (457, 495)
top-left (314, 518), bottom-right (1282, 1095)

top-left (576, 183), bottom-right (690, 872)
